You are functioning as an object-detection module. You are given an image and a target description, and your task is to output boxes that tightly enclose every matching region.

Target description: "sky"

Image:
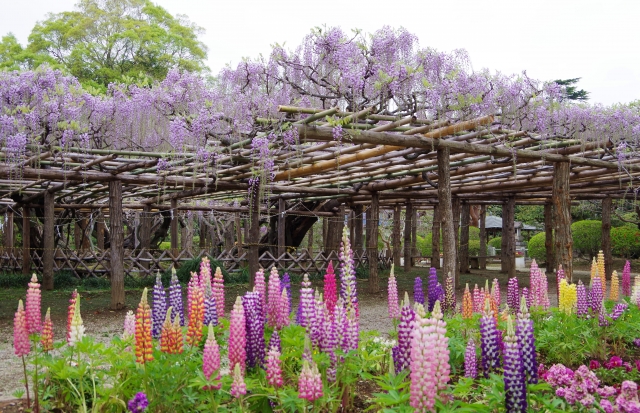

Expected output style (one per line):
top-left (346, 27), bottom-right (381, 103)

top-left (2, 0), bottom-right (638, 106)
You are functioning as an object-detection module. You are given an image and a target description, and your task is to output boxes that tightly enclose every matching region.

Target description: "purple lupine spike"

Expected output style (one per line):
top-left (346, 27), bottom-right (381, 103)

top-left (427, 267), bottom-right (438, 312)
top-left (344, 306), bottom-right (359, 352)
top-left (521, 287), bottom-right (530, 310)
top-left (243, 291), bottom-right (265, 369)
top-left (464, 338), bottom-right (477, 379)
top-left (335, 299), bottom-right (348, 352)
top-left (393, 292), bottom-right (416, 372)
top-left (320, 303), bottom-right (340, 381)
top-left (576, 280), bottom-right (588, 317)
top-left (169, 269), bottom-right (184, 326)
top-left (599, 307), bottom-right (610, 327)
top-left (269, 330), bottom-right (281, 353)
top-left (309, 289), bottom-right (323, 348)
top-left (504, 316), bottom-right (528, 413)
top-left (204, 293), bottom-right (218, 327)
top-left (281, 273), bottom-right (292, 313)
top-left (516, 296), bottom-right (538, 384)
top-left (480, 299), bottom-right (502, 376)
top-left (443, 272), bottom-right (455, 314)
top-left (609, 303), bottom-right (628, 321)
top-left (414, 277), bottom-right (424, 305)
top-left (152, 272), bottom-right (167, 338)
top-left (491, 278), bottom-right (501, 308)
top-left (434, 283), bottom-right (445, 311)
top-left (507, 277), bottom-right (519, 312)
top-left (254, 268), bottom-right (267, 319)
top-left (622, 260), bottom-right (632, 297)
top-left (591, 277), bottom-right (604, 314)
top-left (298, 274), bottom-right (314, 327)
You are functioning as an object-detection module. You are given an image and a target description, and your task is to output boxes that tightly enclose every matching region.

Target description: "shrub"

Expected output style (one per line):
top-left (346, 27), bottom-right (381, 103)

top-left (571, 220), bottom-right (602, 258)
top-left (417, 234), bottom-right (432, 257)
top-left (468, 239), bottom-right (482, 256)
top-left (488, 237), bottom-right (501, 249)
top-left (527, 232), bottom-right (549, 262)
top-left (612, 225), bottom-right (640, 258)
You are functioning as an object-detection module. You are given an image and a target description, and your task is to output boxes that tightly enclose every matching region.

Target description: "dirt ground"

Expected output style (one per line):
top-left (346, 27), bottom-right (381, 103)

top-left (0, 258), bottom-right (628, 403)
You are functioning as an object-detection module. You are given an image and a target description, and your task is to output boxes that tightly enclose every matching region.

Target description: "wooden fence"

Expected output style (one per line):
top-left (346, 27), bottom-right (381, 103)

top-left (0, 247), bottom-right (392, 279)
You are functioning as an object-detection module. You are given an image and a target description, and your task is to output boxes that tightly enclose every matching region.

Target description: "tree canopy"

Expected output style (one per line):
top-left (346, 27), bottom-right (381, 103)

top-left (1, 0), bottom-right (207, 91)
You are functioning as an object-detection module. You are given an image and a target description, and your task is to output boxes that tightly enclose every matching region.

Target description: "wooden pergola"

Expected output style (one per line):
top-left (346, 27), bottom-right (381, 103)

top-left (0, 105), bottom-right (635, 309)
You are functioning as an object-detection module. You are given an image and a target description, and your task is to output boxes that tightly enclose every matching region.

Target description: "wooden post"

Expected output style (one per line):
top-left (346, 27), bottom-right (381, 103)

top-left (235, 212), bottom-right (242, 253)
top-left (602, 197), bottom-right (612, 279)
top-left (501, 197), bottom-right (516, 277)
top-left (431, 204), bottom-right (440, 269)
top-left (354, 205), bottom-right (364, 254)
top-left (411, 208), bottom-right (418, 266)
top-left (323, 217), bottom-right (328, 252)
top-left (404, 201), bottom-right (413, 272)
top-left (336, 204), bottom-right (346, 251)
top-left (544, 203), bottom-right (554, 272)
top-left (5, 210), bottom-right (14, 255)
top-left (74, 215), bottom-right (82, 251)
top-left (393, 205), bottom-right (401, 268)
top-left (248, 181), bottom-right (260, 290)
top-left (349, 209), bottom-right (355, 246)
top-left (278, 198), bottom-right (286, 258)
top-left (109, 180), bottom-right (125, 310)
top-left (479, 205), bottom-right (487, 269)
top-left (43, 191), bottom-right (55, 290)
top-left (80, 217), bottom-right (90, 251)
top-left (97, 215), bottom-right (105, 250)
top-left (140, 206), bottom-right (151, 271)
top-left (170, 199), bottom-right (178, 259)
top-left (367, 192), bottom-right (379, 293)
top-left (452, 197), bottom-right (461, 278)
top-left (438, 148), bottom-right (457, 287)
top-left (307, 224), bottom-right (314, 256)
top-left (553, 162), bottom-right (573, 281)
top-left (22, 206), bottom-right (30, 276)
top-left (460, 203), bottom-right (470, 274)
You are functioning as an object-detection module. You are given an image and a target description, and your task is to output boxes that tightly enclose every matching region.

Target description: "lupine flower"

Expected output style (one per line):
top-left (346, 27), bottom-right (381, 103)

top-left (266, 347), bottom-right (283, 387)
top-left (597, 250), bottom-right (606, 291)
top-left (465, 338), bottom-right (477, 378)
top-left (41, 308), bottom-right (53, 352)
top-left (591, 277), bottom-right (604, 314)
top-left (230, 363), bottom-right (247, 398)
top-left (339, 227), bottom-right (359, 317)
top-left (590, 256), bottom-right (598, 285)
top-left (298, 273), bottom-right (314, 327)
top-left (269, 330), bottom-right (281, 353)
top-left (556, 265), bottom-right (565, 299)
top-left (69, 295), bottom-right (85, 347)
top-left (213, 267), bottom-right (225, 319)
top-left (127, 392), bottom-right (149, 413)
top-left (203, 323), bottom-right (221, 390)
top-left (169, 268), bottom-right (184, 326)
top-left (608, 303), bottom-right (628, 322)
top-left (25, 274), bottom-right (42, 334)
top-left (516, 296), bottom-right (538, 384)
top-left (507, 277), bottom-right (519, 312)
top-left (521, 287), bottom-right (530, 309)
top-left (135, 289), bottom-right (153, 363)
top-left (267, 267), bottom-right (282, 328)
top-left (444, 272), bottom-right (455, 313)
top-left (480, 298), bottom-right (501, 376)
top-left (13, 300), bottom-right (30, 356)
top-left (203, 290), bottom-right (218, 327)
top-left (254, 268), bottom-right (267, 319)
top-left (278, 289), bottom-right (291, 329)
top-left (200, 256), bottom-right (212, 287)
top-left (334, 299), bottom-right (347, 352)
top-left (473, 283), bottom-right (482, 313)
top-left (123, 310), bottom-right (136, 339)
top-left (504, 316), bottom-right (527, 413)
top-left (229, 296), bottom-right (246, 371)
top-left (324, 262), bottom-right (338, 316)
top-left (622, 260), bottom-right (632, 297)
top-left (298, 360), bottom-right (323, 402)
top-left (152, 272), bottom-right (167, 339)
top-left (409, 301), bottom-right (450, 411)
top-left (186, 283), bottom-right (204, 346)
top-left (281, 272), bottom-right (292, 314)
top-left (344, 305), bottom-right (359, 352)
top-left (66, 289), bottom-right (78, 344)
top-left (427, 267), bottom-right (439, 312)
top-left (320, 303), bottom-right (339, 382)
top-left (186, 272), bottom-right (199, 321)
top-left (160, 307), bottom-right (174, 353)
top-left (309, 290), bottom-right (323, 348)
top-left (170, 313), bottom-right (183, 354)
top-left (491, 278), bottom-right (501, 308)
top-left (462, 283), bottom-right (473, 319)
top-left (388, 266), bottom-right (400, 319)
top-left (559, 279), bottom-right (577, 315)
top-left (414, 277), bottom-right (424, 305)
top-left (576, 280), bottom-right (588, 317)
top-left (393, 292), bottom-right (416, 372)
top-left (610, 270), bottom-right (619, 301)
top-left (243, 291), bottom-right (265, 369)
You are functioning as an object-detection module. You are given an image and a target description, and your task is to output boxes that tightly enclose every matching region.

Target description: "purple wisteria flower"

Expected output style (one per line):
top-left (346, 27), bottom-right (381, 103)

top-left (128, 392), bottom-right (149, 413)
top-left (169, 269), bottom-right (184, 326)
top-left (152, 272), bottom-right (167, 338)
top-left (414, 277), bottom-right (424, 305)
top-left (243, 291), bottom-right (265, 369)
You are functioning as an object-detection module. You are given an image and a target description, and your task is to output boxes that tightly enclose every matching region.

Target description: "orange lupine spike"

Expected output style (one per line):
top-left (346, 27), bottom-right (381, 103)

top-left (135, 288), bottom-right (153, 364)
top-left (462, 284), bottom-right (473, 319)
top-left (186, 285), bottom-right (205, 346)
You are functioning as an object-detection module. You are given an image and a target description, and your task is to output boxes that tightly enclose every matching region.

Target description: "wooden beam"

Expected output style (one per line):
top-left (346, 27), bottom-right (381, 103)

top-left (602, 197), bottom-right (612, 280)
top-left (438, 148), bottom-right (457, 288)
top-left (109, 180), bottom-right (125, 310)
top-left (22, 206), bottom-right (30, 277)
top-left (43, 191), bottom-right (55, 290)
top-left (367, 192), bottom-right (380, 293)
top-left (553, 162), bottom-right (573, 281)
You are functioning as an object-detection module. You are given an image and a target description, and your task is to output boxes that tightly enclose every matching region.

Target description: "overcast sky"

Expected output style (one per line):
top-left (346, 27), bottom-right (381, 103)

top-left (2, 0), bottom-right (638, 106)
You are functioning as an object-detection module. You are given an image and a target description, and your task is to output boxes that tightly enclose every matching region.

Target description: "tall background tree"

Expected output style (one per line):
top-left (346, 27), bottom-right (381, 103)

top-left (554, 78), bottom-right (589, 101)
top-left (0, 0), bottom-right (208, 91)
